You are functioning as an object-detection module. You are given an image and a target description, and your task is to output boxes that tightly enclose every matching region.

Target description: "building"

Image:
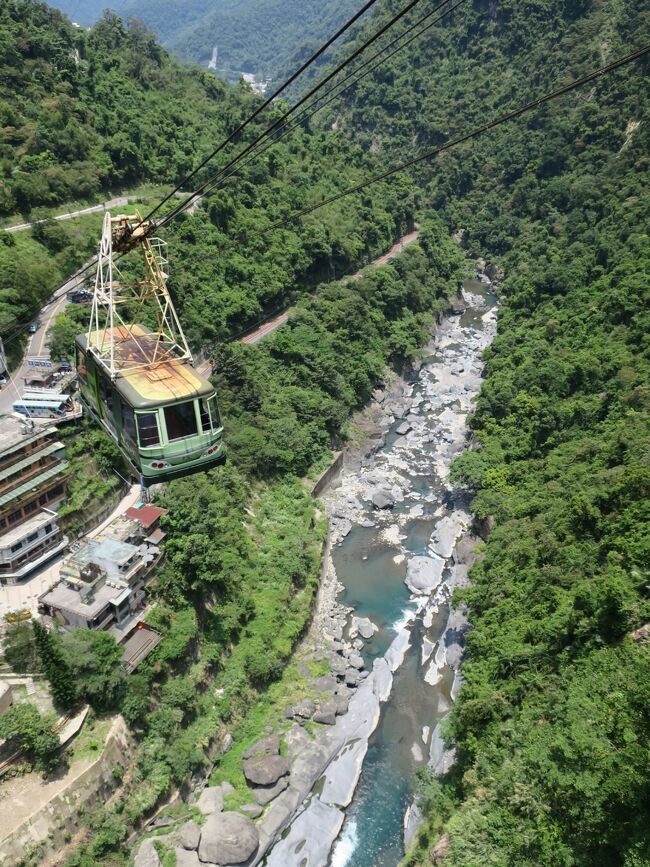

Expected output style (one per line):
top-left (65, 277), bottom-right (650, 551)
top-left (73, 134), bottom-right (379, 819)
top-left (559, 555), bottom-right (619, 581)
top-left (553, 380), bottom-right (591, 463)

top-left (0, 424), bottom-right (69, 584)
top-left (39, 511), bottom-right (164, 633)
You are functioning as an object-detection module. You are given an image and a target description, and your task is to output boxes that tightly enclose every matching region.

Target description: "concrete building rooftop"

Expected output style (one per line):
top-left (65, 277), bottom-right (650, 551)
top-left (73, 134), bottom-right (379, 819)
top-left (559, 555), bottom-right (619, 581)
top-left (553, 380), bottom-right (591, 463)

top-left (40, 578), bottom-right (126, 619)
top-left (0, 508), bottom-right (58, 547)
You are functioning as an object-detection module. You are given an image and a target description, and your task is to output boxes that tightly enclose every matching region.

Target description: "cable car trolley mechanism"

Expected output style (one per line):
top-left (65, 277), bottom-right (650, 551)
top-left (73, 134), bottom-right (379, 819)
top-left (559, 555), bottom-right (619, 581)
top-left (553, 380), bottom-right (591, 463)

top-left (76, 212), bottom-right (225, 486)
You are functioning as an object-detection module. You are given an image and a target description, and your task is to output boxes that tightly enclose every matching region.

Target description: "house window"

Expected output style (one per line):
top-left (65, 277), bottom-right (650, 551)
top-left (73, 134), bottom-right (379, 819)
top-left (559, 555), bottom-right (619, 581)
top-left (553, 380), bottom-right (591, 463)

top-left (43, 524), bottom-right (52, 534)
top-left (24, 501), bottom-right (37, 515)
top-left (164, 401), bottom-right (198, 441)
top-left (27, 532), bottom-right (38, 543)
top-left (39, 494), bottom-right (47, 505)
top-left (7, 509), bottom-right (22, 525)
top-left (10, 542), bottom-right (22, 553)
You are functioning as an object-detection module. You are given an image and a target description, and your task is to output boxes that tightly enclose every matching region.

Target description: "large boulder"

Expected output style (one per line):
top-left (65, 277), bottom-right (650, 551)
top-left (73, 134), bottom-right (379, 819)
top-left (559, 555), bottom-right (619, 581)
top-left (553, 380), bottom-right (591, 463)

top-left (405, 555), bottom-right (445, 594)
top-left (198, 812), bottom-right (259, 865)
top-left (173, 848), bottom-right (201, 867)
top-left (243, 754), bottom-right (289, 786)
top-left (252, 775), bottom-right (289, 805)
top-left (372, 490), bottom-right (394, 510)
top-left (133, 839), bottom-right (161, 867)
top-left (292, 698), bottom-right (316, 720)
top-left (196, 785), bottom-right (224, 816)
top-left (179, 821), bottom-right (201, 851)
top-left (354, 617), bottom-right (378, 640)
top-left (243, 734), bottom-right (280, 759)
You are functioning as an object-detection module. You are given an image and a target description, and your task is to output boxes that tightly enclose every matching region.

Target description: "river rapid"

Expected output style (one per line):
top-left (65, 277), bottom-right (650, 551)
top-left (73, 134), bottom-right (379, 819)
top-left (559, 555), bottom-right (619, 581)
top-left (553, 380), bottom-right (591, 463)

top-left (328, 278), bottom-right (497, 866)
top-left (262, 278), bottom-right (497, 867)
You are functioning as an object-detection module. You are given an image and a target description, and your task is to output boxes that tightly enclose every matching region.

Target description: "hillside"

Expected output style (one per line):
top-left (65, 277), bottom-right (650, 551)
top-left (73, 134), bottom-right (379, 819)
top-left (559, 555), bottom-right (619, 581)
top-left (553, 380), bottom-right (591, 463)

top-left (45, 0), bottom-right (363, 81)
top-left (320, 0), bottom-right (650, 863)
top-left (0, 0), bottom-right (409, 362)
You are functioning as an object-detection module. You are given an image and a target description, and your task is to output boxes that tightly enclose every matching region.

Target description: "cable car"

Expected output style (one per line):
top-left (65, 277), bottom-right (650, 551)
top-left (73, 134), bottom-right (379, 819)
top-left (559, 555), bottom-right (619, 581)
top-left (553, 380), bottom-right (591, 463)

top-left (77, 212), bottom-right (225, 486)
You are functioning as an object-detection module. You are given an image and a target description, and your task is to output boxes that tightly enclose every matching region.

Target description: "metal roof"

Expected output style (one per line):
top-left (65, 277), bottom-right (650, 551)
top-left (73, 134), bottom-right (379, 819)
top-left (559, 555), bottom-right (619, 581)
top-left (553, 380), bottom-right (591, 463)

top-left (0, 427), bottom-right (57, 461)
top-left (77, 325), bottom-right (214, 409)
top-left (0, 442), bottom-right (65, 485)
top-left (0, 460), bottom-right (69, 509)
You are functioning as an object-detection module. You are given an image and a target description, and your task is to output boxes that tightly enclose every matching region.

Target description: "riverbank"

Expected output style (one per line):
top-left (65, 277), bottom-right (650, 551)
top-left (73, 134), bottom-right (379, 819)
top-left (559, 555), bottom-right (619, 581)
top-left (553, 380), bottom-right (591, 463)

top-left (259, 273), bottom-right (498, 866)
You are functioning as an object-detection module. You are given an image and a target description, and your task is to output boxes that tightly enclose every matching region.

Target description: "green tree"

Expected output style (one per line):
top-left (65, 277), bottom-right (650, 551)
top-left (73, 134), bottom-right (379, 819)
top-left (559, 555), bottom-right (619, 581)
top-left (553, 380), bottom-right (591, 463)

top-left (0, 702), bottom-right (60, 772)
top-left (32, 620), bottom-right (77, 710)
top-left (60, 630), bottom-right (126, 711)
top-left (1, 621), bottom-right (41, 673)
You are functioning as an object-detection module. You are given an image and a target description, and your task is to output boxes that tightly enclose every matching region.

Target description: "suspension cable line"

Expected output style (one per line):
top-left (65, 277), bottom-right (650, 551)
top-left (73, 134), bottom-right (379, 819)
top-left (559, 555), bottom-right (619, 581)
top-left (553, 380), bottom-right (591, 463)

top-left (154, 0), bottom-right (441, 229)
top-left (140, 0), bottom-right (384, 226)
top-left (159, 0), bottom-right (468, 226)
top-left (257, 44), bottom-right (650, 232)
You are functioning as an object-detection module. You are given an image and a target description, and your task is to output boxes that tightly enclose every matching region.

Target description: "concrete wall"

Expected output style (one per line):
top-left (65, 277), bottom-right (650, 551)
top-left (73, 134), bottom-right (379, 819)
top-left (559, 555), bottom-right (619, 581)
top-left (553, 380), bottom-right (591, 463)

top-left (0, 715), bottom-right (135, 866)
top-left (311, 451), bottom-right (343, 499)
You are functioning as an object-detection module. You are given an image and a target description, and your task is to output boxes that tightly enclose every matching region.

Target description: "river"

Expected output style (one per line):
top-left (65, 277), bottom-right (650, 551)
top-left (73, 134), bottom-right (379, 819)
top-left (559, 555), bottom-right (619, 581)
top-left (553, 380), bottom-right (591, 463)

top-left (327, 278), bottom-right (498, 867)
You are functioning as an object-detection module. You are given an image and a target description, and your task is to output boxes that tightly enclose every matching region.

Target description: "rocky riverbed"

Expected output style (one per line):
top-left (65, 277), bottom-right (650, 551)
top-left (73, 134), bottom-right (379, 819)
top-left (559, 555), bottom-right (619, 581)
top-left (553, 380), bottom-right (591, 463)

top-left (133, 273), bottom-right (497, 867)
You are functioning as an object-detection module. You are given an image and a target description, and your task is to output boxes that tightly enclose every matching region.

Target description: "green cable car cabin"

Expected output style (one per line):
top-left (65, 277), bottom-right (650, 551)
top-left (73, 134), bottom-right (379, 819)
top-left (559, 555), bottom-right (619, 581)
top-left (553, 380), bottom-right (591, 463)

top-left (76, 324), bottom-right (225, 485)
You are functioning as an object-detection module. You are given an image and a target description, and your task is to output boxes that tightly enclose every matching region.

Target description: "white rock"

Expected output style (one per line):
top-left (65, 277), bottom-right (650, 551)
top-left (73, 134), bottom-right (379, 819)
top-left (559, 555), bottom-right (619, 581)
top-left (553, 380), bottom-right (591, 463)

top-left (405, 555), bottom-right (445, 594)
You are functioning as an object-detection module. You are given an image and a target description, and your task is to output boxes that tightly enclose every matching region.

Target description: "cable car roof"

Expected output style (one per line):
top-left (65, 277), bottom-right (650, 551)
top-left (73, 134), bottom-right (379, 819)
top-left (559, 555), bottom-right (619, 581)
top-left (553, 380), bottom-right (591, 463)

top-left (76, 325), bottom-right (214, 409)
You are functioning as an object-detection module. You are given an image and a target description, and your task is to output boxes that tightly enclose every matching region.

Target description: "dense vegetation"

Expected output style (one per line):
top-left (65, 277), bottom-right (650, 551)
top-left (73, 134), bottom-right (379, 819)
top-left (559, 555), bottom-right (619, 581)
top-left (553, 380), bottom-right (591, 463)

top-left (3, 1), bottom-right (414, 363)
top-left (47, 0), bottom-right (362, 81)
top-left (4, 0), bottom-right (649, 864)
top-left (320, 0), bottom-right (650, 863)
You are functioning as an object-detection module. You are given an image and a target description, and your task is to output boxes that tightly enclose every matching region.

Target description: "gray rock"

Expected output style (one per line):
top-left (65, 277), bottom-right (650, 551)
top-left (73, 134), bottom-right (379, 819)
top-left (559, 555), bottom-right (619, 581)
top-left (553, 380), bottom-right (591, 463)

top-left (333, 694), bottom-right (349, 715)
top-left (355, 617), bottom-right (377, 640)
top-left (243, 754), bottom-right (289, 786)
top-left (313, 708), bottom-right (336, 725)
top-left (345, 668), bottom-right (361, 687)
top-left (173, 848), bottom-right (201, 867)
top-left (196, 786), bottom-right (224, 816)
top-left (220, 780), bottom-right (235, 796)
top-left (329, 655), bottom-right (347, 677)
top-left (133, 839), bottom-right (161, 867)
top-left (372, 389), bottom-right (385, 403)
top-left (405, 555), bottom-right (445, 594)
top-left (293, 698), bottom-right (316, 719)
top-left (348, 652), bottom-right (364, 670)
top-left (314, 675), bottom-right (337, 693)
top-left (243, 734), bottom-right (280, 759)
top-left (371, 490), bottom-right (394, 510)
top-left (358, 518), bottom-right (375, 528)
top-left (222, 733), bottom-right (233, 753)
top-left (396, 421), bottom-right (412, 435)
top-left (198, 812), bottom-right (259, 865)
top-left (252, 775), bottom-right (289, 805)
top-left (179, 821), bottom-right (201, 851)
top-left (240, 803), bottom-right (263, 818)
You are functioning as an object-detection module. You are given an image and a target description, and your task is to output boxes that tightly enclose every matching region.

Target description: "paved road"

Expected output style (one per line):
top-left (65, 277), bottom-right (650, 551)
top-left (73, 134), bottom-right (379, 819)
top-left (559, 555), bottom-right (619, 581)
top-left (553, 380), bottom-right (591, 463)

top-left (4, 196), bottom-right (129, 234)
top-left (0, 268), bottom-right (89, 416)
top-left (239, 228), bottom-right (421, 345)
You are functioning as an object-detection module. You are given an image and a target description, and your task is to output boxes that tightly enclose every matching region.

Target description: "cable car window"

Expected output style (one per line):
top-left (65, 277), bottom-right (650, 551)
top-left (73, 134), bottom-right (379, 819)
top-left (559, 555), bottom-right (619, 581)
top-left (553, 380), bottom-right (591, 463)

top-left (76, 347), bottom-right (87, 382)
top-left (199, 398), bottom-right (211, 432)
top-left (208, 396), bottom-right (222, 429)
top-left (137, 412), bottom-right (160, 447)
top-left (121, 402), bottom-right (137, 443)
top-left (164, 401), bottom-right (198, 441)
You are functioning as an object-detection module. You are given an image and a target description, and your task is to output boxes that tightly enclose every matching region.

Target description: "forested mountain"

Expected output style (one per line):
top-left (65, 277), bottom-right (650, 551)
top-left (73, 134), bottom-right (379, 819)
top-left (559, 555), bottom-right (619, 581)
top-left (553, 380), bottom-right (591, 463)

top-left (319, 0), bottom-right (650, 864)
top-left (46, 0), bottom-right (362, 81)
top-left (0, 0), bottom-right (408, 359)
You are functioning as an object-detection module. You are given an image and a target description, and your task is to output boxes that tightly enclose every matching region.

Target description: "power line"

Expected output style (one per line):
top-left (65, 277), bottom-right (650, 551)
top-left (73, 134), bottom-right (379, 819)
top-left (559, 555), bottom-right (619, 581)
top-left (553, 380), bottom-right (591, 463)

top-left (263, 43), bottom-right (650, 232)
top-left (140, 0), bottom-right (383, 226)
top-left (157, 0), bottom-right (440, 229)
top-left (165, 0), bottom-right (468, 219)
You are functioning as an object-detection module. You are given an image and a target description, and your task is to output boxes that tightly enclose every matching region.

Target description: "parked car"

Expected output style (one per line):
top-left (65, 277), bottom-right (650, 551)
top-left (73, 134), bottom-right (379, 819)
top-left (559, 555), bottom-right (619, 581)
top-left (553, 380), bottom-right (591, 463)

top-left (28, 318), bottom-right (41, 333)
